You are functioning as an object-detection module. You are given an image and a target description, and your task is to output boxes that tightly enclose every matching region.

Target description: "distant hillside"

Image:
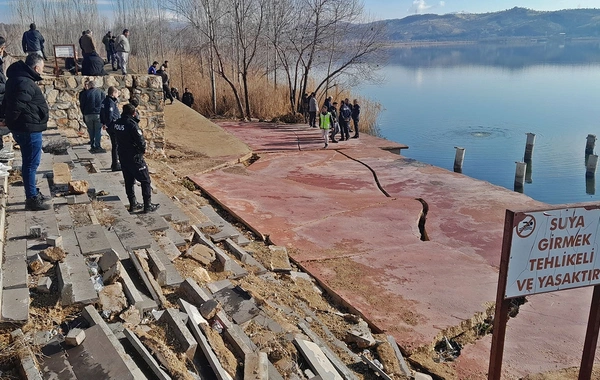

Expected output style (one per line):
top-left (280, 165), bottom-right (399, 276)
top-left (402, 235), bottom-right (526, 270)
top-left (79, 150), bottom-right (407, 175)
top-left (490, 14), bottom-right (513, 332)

top-left (375, 7), bottom-right (600, 41)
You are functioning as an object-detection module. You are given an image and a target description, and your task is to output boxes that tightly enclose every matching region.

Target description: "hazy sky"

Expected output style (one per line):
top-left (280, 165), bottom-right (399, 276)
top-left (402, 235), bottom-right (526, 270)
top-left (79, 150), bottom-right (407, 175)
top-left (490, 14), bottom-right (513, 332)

top-left (0, 0), bottom-right (599, 23)
top-left (364, 0), bottom-right (600, 19)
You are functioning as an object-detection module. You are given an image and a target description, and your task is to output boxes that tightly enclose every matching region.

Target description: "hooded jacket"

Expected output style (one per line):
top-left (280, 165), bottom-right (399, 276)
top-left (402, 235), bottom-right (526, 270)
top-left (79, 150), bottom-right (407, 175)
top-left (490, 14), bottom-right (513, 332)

top-left (3, 60), bottom-right (48, 133)
top-left (100, 95), bottom-right (120, 129)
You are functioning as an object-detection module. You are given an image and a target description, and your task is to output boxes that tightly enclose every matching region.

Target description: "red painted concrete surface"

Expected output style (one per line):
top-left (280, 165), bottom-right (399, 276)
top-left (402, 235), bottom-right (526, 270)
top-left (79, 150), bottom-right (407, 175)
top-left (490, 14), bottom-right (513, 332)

top-left (189, 121), bottom-right (600, 379)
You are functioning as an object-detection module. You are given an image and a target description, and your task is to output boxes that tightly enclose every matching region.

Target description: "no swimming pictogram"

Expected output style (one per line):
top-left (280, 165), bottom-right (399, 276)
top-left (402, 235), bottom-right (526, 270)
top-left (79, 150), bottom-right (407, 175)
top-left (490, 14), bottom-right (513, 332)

top-left (516, 214), bottom-right (536, 238)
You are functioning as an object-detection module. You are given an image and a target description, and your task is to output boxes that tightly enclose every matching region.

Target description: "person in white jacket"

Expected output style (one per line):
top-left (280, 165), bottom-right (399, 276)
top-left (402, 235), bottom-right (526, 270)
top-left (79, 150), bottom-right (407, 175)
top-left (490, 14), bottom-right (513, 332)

top-left (115, 29), bottom-right (130, 75)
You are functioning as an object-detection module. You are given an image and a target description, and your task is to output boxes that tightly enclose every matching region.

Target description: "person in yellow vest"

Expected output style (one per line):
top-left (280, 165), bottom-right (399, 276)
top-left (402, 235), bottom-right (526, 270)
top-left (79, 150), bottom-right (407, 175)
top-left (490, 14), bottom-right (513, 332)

top-left (319, 105), bottom-right (332, 149)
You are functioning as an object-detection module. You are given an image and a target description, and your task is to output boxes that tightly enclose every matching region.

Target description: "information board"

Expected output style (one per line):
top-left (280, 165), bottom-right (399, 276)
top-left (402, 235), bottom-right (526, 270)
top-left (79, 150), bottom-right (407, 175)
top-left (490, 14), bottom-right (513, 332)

top-left (54, 45), bottom-right (75, 58)
top-left (506, 206), bottom-right (600, 299)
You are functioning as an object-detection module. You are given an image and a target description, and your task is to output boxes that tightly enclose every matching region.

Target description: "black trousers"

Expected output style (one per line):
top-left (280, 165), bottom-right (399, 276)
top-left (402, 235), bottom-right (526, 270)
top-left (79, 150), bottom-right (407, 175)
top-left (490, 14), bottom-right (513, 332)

top-left (163, 85), bottom-right (174, 102)
top-left (309, 111), bottom-right (317, 127)
top-left (339, 119), bottom-right (350, 140)
top-left (107, 129), bottom-right (120, 169)
top-left (120, 155), bottom-right (152, 205)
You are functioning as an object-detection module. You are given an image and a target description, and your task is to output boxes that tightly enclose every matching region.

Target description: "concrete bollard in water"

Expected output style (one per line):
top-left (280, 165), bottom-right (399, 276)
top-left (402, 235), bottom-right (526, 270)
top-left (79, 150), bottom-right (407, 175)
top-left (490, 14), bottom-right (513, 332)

top-left (586, 175), bottom-right (596, 195)
top-left (586, 154), bottom-right (598, 178)
top-left (454, 147), bottom-right (465, 173)
top-left (525, 158), bottom-right (533, 184)
top-left (514, 161), bottom-right (527, 191)
top-left (524, 133), bottom-right (535, 161)
top-left (586, 134), bottom-right (597, 155)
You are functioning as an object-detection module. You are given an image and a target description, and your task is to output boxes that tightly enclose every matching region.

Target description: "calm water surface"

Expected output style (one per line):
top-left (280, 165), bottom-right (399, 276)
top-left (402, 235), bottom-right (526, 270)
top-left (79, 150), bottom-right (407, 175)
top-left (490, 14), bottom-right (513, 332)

top-left (357, 42), bottom-right (600, 204)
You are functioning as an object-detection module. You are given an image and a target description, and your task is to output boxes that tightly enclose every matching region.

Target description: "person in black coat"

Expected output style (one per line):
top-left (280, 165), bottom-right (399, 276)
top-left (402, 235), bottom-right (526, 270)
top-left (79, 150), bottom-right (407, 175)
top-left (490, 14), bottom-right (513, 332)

top-left (351, 99), bottom-right (360, 139)
top-left (2, 54), bottom-right (50, 210)
top-left (79, 80), bottom-right (106, 152)
top-left (81, 52), bottom-right (107, 76)
top-left (21, 23), bottom-right (46, 59)
top-left (100, 86), bottom-right (122, 171)
top-left (112, 103), bottom-right (159, 213)
top-left (181, 88), bottom-right (194, 108)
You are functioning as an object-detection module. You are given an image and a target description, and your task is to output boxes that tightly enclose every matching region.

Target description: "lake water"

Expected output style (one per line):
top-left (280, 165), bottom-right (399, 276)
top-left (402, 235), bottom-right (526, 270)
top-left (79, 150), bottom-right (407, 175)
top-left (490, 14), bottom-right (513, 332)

top-left (356, 42), bottom-right (600, 205)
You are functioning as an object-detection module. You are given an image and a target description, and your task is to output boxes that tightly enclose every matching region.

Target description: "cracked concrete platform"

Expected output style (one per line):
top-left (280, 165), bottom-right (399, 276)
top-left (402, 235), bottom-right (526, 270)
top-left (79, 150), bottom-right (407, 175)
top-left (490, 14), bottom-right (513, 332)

top-left (189, 121), bottom-right (600, 379)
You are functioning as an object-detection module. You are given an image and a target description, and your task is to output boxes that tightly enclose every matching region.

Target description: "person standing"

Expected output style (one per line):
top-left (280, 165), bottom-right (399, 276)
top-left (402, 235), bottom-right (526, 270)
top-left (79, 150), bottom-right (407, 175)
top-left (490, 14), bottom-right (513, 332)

top-left (100, 86), bottom-right (121, 171)
top-left (148, 61), bottom-right (158, 75)
top-left (101, 31), bottom-right (112, 63)
top-left (108, 36), bottom-right (117, 71)
top-left (79, 80), bottom-right (106, 153)
top-left (308, 92), bottom-right (317, 128)
top-left (21, 23), bottom-right (46, 59)
top-left (157, 61), bottom-right (173, 104)
top-left (171, 87), bottom-right (179, 101)
top-left (0, 36), bottom-right (13, 156)
top-left (182, 88), bottom-right (194, 108)
top-left (79, 30), bottom-right (96, 57)
top-left (351, 99), bottom-right (360, 139)
top-left (115, 29), bottom-right (130, 75)
top-left (112, 103), bottom-right (159, 213)
top-left (301, 93), bottom-right (309, 123)
top-left (328, 101), bottom-right (339, 144)
top-left (338, 100), bottom-right (352, 141)
top-left (3, 54), bottom-right (50, 210)
top-left (318, 105), bottom-right (331, 149)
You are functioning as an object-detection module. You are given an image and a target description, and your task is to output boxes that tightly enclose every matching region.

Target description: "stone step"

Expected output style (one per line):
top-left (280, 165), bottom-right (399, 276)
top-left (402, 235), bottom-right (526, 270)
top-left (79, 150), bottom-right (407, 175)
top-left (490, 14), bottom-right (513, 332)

top-left (98, 195), bottom-right (152, 251)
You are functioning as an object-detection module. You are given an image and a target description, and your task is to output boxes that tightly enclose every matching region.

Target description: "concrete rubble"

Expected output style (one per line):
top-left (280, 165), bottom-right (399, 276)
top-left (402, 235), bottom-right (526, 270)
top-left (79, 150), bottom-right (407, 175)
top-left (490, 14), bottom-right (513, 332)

top-left (0, 100), bottom-right (481, 380)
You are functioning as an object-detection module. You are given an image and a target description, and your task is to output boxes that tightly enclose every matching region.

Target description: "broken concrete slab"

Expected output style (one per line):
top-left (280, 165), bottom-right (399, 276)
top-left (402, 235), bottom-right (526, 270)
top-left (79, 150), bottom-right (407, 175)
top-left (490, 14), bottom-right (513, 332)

top-left (294, 337), bottom-right (343, 380)
top-left (158, 236), bottom-right (183, 261)
top-left (191, 226), bottom-right (232, 272)
top-left (81, 305), bottom-right (144, 379)
top-left (136, 212), bottom-right (170, 232)
top-left (101, 196), bottom-right (152, 250)
top-left (186, 243), bottom-right (215, 265)
top-left (56, 248), bottom-right (99, 306)
top-left (36, 276), bottom-right (53, 293)
top-left (177, 299), bottom-right (232, 380)
top-left (99, 249), bottom-right (120, 272)
top-left (46, 235), bottom-right (63, 248)
top-left (2, 255), bottom-right (28, 289)
top-left (39, 246), bottom-right (66, 263)
top-left (124, 329), bottom-right (172, 380)
top-left (159, 308), bottom-right (197, 359)
top-left (11, 329), bottom-right (42, 380)
top-left (297, 322), bottom-right (358, 380)
top-left (360, 355), bottom-right (392, 380)
top-left (65, 328), bottom-right (86, 346)
top-left (179, 278), bottom-right (212, 306)
top-left (207, 279), bottom-right (233, 294)
top-left (346, 320), bottom-right (376, 348)
top-left (193, 267), bottom-right (212, 283)
top-left (145, 248), bottom-right (168, 286)
top-left (224, 238), bottom-right (267, 274)
top-left (199, 206), bottom-right (240, 242)
top-left (102, 261), bottom-right (121, 285)
top-left (99, 283), bottom-right (128, 317)
top-left (268, 246), bottom-right (292, 272)
top-left (52, 162), bottom-right (72, 185)
top-left (199, 299), bottom-right (220, 320)
top-left (129, 250), bottom-right (160, 302)
top-left (75, 224), bottom-right (113, 256)
top-left (212, 286), bottom-right (260, 325)
top-left (386, 335), bottom-right (412, 378)
top-left (166, 227), bottom-right (187, 247)
top-left (1, 287), bottom-right (29, 323)
top-left (244, 352), bottom-right (269, 380)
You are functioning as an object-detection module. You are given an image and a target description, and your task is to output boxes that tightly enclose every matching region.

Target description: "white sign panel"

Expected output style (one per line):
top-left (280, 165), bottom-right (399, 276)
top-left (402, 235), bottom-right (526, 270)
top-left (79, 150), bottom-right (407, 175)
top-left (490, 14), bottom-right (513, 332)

top-left (505, 206), bottom-right (600, 299)
top-left (54, 45), bottom-right (75, 58)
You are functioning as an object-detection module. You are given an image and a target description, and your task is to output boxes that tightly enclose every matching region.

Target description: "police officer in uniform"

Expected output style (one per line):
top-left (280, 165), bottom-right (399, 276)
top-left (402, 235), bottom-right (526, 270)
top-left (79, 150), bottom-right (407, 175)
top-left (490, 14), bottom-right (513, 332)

top-left (112, 103), bottom-right (159, 213)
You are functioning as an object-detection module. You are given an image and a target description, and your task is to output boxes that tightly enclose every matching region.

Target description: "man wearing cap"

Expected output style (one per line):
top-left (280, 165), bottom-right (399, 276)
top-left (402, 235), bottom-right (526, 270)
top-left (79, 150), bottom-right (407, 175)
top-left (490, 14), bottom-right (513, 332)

top-left (115, 29), bottom-right (130, 75)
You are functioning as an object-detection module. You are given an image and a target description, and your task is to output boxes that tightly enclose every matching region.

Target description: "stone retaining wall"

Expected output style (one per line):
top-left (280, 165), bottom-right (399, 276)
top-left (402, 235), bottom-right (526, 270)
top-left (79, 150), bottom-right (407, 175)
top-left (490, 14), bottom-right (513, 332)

top-left (39, 74), bottom-right (166, 153)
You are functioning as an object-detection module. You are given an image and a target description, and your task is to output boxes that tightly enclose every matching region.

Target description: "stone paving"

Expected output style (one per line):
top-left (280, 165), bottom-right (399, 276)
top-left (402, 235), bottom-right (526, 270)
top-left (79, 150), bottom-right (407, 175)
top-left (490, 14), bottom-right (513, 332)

top-left (189, 121), bottom-right (600, 379)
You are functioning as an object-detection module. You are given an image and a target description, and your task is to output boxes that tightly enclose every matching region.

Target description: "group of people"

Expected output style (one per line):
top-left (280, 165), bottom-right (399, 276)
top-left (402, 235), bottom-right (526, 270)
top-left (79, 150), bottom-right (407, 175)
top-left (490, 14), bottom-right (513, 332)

top-left (0, 28), bottom-right (159, 213)
top-left (302, 93), bottom-right (361, 148)
top-left (148, 61), bottom-right (195, 107)
top-left (99, 29), bottom-right (131, 75)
